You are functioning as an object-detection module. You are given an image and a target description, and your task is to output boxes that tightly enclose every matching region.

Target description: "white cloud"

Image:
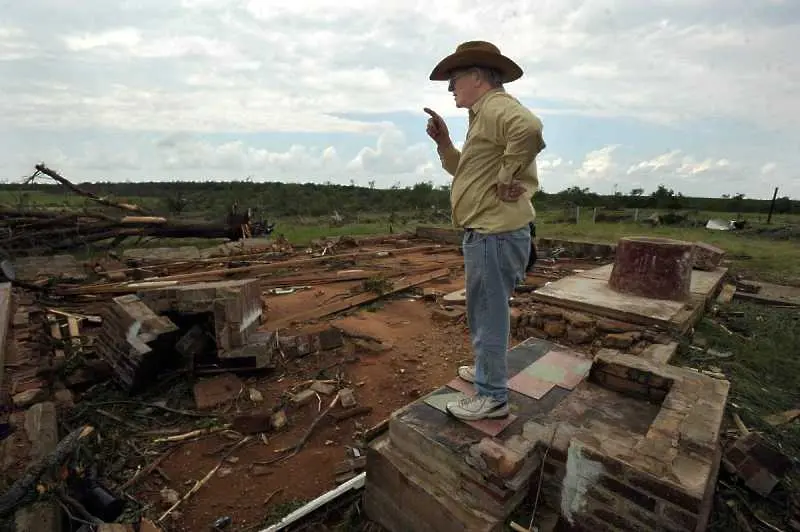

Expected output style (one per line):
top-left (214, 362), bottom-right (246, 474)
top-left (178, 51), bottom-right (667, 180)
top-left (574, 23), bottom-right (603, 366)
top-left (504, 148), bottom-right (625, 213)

top-left (0, 0), bottom-right (798, 199)
top-left (628, 150), bottom-right (735, 178)
top-left (761, 162), bottom-right (777, 175)
top-left (577, 145), bottom-right (619, 180)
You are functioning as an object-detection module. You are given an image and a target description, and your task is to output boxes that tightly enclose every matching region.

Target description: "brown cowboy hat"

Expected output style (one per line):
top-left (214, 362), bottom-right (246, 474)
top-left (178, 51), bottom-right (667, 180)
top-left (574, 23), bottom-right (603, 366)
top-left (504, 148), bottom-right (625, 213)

top-left (429, 40), bottom-right (523, 83)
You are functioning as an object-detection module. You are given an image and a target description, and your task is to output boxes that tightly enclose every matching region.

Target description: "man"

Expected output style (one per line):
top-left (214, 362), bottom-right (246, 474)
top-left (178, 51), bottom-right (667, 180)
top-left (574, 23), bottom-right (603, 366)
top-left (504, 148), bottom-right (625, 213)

top-left (424, 41), bottom-right (545, 421)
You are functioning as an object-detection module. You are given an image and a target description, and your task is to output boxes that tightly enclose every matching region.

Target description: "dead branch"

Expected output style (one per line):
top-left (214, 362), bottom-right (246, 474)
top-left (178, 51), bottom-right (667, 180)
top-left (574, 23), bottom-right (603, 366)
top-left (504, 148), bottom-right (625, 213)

top-left (120, 449), bottom-right (175, 491)
top-left (87, 400), bottom-right (217, 418)
top-left (274, 391), bottom-right (341, 457)
top-left (33, 164), bottom-right (150, 214)
top-left (0, 425), bottom-right (95, 516)
top-left (152, 425), bottom-right (232, 444)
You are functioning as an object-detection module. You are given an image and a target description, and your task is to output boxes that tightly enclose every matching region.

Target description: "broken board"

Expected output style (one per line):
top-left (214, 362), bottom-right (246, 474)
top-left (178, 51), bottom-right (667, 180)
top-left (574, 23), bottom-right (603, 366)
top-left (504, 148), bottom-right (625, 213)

top-left (530, 264), bottom-right (727, 332)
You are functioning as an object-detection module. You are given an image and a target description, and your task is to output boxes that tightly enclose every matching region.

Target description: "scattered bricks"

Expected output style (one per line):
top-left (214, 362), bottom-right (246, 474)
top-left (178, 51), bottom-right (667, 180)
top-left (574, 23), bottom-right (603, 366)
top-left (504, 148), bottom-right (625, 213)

top-left (310, 381), bottom-right (336, 395)
top-left (543, 320), bottom-right (566, 338)
top-left (566, 325), bottom-right (594, 344)
top-left (563, 311), bottom-right (594, 328)
top-left (470, 438), bottom-right (524, 479)
top-left (292, 388), bottom-right (318, 407)
top-left (339, 387), bottom-right (357, 408)
top-left (602, 331), bottom-right (641, 349)
top-left (12, 388), bottom-right (47, 408)
top-left (193, 373), bottom-right (243, 409)
top-left (509, 308), bottom-right (522, 329)
top-left (692, 242), bottom-right (725, 271)
top-left (723, 432), bottom-right (792, 496)
top-left (431, 307), bottom-right (465, 323)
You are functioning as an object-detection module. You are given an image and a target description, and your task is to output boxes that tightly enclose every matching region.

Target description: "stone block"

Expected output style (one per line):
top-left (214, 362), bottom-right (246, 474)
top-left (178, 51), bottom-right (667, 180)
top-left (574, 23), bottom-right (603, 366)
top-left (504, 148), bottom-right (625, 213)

top-left (602, 332), bottom-right (640, 349)
top-left (563, 311), bottom-right (594, 328)
top-left (310, 381), bottom-right (336, 395)
top-left (566, 325), bottom-right (595, 344)
top-left (543, 320), bottom-right (566, 337)
top-left (12, 388), bottom-right (47, 408)
top-left (431, 307), bottom-right (465, 323)
top-left (692, 242), bottom-right (725, 271)
top-left (339, 387), bottom-right (357, 408)
top-left (292, 388), bottom-right (318, 407)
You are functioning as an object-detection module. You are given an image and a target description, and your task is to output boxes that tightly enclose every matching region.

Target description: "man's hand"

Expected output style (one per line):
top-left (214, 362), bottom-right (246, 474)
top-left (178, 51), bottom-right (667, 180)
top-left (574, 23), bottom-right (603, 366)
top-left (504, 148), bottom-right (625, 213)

top-left (497, 179), bottom-right (526, 202)
top-left (423, 107), bottom-right (452, 148)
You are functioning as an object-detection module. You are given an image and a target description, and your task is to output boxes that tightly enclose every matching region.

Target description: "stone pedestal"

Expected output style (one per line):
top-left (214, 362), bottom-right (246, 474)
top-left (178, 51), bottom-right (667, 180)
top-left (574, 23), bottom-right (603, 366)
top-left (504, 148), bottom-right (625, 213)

top-left (608, 237), bottom-right (695, 301)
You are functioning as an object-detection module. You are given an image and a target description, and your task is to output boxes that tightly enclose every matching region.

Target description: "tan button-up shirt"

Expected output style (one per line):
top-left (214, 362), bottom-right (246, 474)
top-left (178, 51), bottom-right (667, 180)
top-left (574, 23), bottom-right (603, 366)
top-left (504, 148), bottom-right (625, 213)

top-left (437, 88), bottom-right (545, 233)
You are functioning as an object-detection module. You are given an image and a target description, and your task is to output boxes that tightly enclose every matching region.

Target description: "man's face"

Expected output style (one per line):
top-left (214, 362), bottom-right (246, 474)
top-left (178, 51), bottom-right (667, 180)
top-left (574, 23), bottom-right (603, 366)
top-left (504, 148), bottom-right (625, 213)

top-left (448, 68), bottom-right (479, 108)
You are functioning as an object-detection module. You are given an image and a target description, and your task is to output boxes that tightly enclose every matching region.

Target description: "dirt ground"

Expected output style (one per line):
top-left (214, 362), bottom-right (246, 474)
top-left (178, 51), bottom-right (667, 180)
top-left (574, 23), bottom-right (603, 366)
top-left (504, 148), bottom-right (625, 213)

top-left (0, 235), bottom-right (605, 532)
top-left (133, 251), bottom-right (595, 531)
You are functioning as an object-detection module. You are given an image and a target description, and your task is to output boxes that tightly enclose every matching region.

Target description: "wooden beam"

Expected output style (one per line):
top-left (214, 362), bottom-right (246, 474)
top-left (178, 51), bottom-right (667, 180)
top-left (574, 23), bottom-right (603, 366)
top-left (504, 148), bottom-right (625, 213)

top-left (267, 268), bottom-right (451, 330)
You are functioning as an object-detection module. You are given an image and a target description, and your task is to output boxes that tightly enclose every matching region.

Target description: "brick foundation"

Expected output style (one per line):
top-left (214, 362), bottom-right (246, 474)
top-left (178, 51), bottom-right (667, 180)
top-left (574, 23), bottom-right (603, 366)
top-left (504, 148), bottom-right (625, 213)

top-left (523, 351), bottom-right (727, 531)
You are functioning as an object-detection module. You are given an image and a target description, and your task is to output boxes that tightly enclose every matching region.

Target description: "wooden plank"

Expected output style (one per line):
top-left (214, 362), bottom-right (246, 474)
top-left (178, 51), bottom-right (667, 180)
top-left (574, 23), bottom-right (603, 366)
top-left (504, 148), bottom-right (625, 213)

top-left (57, 244), bottom-right (456, 296)
top-left (267, 268), bottom-right (451, 330)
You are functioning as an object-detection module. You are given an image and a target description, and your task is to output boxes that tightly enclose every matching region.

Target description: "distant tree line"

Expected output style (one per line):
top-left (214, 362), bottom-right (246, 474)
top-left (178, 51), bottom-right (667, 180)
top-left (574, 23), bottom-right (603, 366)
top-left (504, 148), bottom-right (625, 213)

top-left (0, 180), bottom-right (796, 218)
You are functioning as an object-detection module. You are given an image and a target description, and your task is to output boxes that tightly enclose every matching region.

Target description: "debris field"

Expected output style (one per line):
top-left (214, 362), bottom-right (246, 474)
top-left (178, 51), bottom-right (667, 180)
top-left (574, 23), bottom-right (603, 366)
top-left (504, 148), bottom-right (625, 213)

top-left (0, 224), bottom-right (616, 532)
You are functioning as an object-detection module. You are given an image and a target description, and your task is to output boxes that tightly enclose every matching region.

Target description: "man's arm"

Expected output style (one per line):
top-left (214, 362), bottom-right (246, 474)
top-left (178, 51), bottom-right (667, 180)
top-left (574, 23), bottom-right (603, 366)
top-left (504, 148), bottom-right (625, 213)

top-left (437, 142), bottom-right (461, 177)
top-left (484, 97), bottom-right (546, 188)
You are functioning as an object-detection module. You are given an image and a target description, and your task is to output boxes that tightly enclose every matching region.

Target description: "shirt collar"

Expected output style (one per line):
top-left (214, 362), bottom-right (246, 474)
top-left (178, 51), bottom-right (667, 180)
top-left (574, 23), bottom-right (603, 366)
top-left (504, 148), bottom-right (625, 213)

top-left (470, 88), bottom-right (505, 115)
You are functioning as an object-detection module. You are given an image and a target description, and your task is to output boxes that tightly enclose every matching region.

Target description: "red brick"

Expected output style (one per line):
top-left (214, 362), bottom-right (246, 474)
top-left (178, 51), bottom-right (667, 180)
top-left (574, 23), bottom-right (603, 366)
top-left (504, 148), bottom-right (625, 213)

top-left (543, 320), bottom-right (566, 337)
top-left (599, 475), bottom-right (656, 511)
top-left (592, 505), bottom-right (646, 531)
top-left (661, 502), bottom-right (699, 530)
top-left (599, 373), bottom-right (649, 398)
top-left (625, 470), bottom-right (702, 513)
top-left (471, 438), bottom-right (524, 479)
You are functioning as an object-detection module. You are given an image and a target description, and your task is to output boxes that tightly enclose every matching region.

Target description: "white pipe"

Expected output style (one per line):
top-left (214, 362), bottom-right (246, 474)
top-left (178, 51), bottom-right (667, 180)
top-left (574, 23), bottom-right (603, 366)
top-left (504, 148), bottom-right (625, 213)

top-left (260, 472), bottom-right (366, 532)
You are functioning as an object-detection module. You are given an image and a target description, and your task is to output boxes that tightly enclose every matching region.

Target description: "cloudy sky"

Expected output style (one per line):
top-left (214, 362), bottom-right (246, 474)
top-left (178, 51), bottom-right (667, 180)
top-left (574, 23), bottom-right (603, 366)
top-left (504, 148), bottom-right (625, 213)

top-left (1, 0), bottom-right (798, 199)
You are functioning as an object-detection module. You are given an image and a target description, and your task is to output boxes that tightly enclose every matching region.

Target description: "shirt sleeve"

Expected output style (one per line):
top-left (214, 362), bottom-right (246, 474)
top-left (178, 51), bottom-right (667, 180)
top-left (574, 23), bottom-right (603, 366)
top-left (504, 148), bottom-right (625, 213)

top-left (437, 143), bottom-right (461, 177)
top-left (483, 97), bottom-right (546, 185)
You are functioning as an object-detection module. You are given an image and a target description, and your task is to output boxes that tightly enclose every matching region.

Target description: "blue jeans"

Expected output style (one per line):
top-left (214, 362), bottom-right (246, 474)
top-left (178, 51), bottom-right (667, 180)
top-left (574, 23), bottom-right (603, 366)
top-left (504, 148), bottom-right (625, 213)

top-left (463, 226), bottom-right (531, 403)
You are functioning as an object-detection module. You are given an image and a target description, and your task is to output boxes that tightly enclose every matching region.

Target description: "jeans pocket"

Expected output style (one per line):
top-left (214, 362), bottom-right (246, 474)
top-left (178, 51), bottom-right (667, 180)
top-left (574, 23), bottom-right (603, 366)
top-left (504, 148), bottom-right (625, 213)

top-left (463, 230), bottom-right (489, 248)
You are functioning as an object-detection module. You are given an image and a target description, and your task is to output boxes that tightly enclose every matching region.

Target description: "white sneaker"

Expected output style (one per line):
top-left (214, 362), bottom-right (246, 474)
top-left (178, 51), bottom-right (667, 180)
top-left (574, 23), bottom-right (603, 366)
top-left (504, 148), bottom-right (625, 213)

top-left (458, 365), bottom-right (476, 383)
top-left (446, 394), bottom-right (509, 421)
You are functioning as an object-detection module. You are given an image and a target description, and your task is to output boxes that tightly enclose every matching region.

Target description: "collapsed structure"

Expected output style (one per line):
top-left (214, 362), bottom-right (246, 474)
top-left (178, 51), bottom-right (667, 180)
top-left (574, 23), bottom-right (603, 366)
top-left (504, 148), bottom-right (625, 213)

top-left (364, 235), bottom-right (730, 531)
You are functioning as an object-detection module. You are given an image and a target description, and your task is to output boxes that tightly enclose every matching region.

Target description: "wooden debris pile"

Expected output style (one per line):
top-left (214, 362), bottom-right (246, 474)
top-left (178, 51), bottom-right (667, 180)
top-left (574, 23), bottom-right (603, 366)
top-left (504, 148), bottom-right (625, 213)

top-left (0, 164), bottom-right (274, 257)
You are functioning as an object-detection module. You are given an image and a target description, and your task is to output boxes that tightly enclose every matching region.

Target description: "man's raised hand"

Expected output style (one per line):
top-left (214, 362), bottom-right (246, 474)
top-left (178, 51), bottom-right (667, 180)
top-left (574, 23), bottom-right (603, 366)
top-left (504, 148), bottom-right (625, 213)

top-left (423, 107), bottom-right (452, 147)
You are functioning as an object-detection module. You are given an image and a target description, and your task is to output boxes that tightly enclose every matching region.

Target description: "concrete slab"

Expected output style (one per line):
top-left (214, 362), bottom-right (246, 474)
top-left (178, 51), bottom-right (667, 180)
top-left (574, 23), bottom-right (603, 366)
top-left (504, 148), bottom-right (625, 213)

top-left (520, 350), bottom-right (592, 390)
top-left (531, 265), bottom-right (727, 331)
